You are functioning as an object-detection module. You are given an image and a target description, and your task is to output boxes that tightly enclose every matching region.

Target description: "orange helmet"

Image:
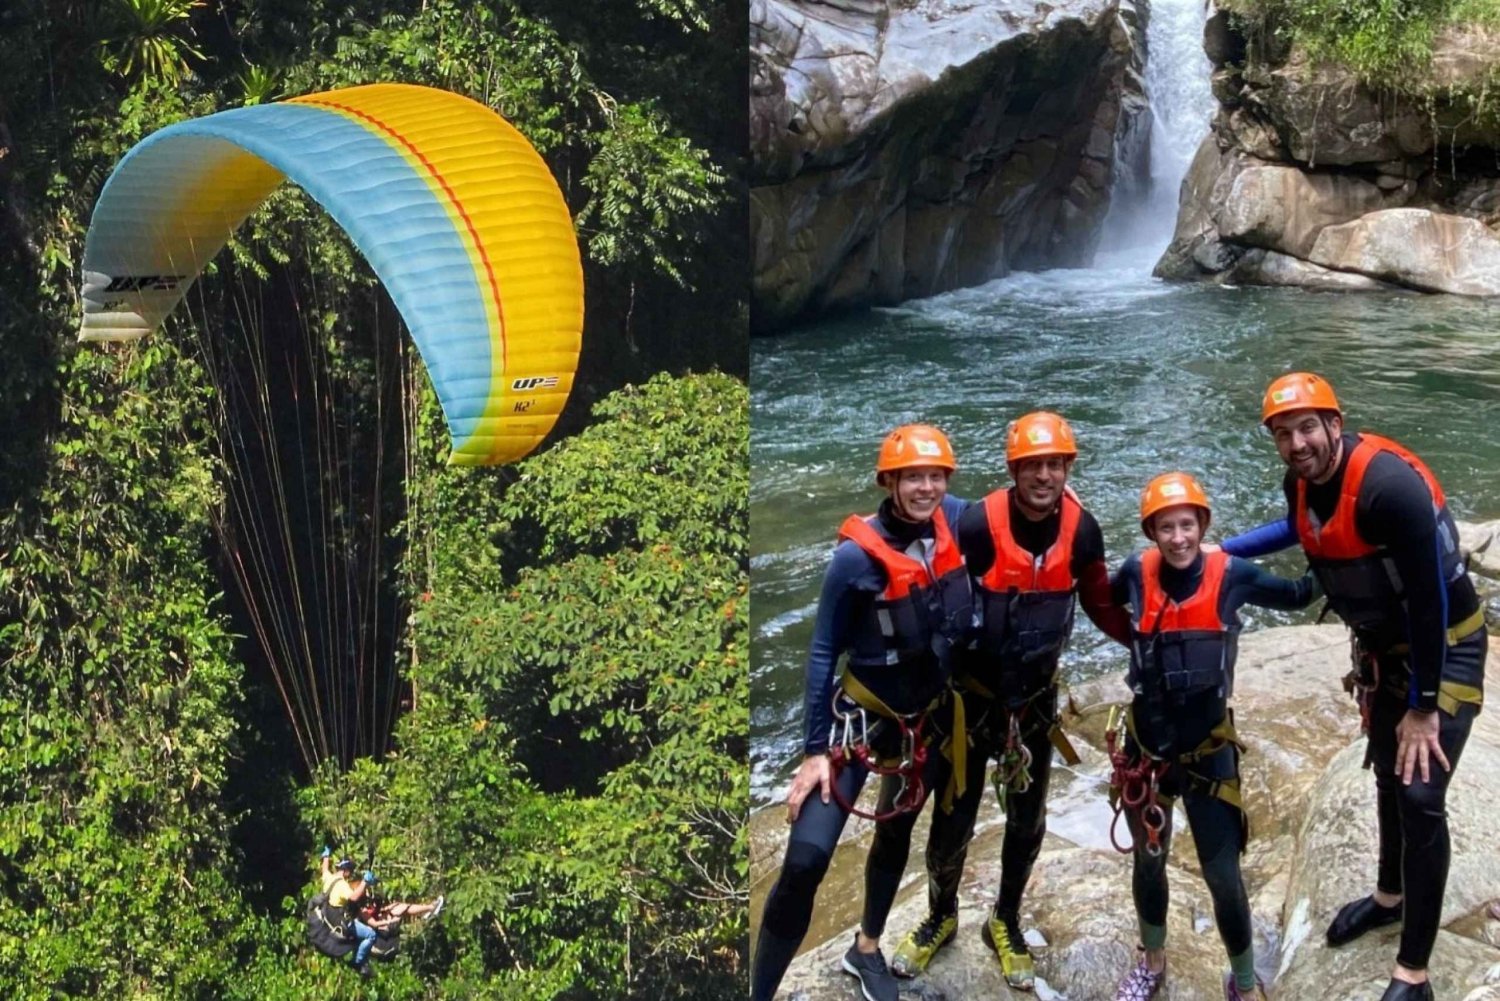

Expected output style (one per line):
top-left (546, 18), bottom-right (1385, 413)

top-left (1261, 372), bottom-right (1341, 426)
top-left (875, 424), bottom-right (956, 481)
top-left (1139, 472), bottom-right (1211, 537)
top-left (1006, 411), bottom-right (1078, 464)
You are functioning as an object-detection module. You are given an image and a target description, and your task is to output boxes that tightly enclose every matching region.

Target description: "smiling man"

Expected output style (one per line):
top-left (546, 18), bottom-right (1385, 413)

top-left (1223, 372), bottom-right (1487, 1001)
top-left (888, 411), bottom-right (1132, 989)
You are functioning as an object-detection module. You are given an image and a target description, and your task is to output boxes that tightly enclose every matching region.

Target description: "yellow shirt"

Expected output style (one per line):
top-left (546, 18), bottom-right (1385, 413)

top-left (320, 870), bottom-right (340, 894)
top-left (328, 876), bottom-right (356, 908)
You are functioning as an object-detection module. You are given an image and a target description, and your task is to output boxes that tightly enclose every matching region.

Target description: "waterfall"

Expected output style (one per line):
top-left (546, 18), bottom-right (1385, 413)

top-left (1096, 0), bottom-right (1217, 264)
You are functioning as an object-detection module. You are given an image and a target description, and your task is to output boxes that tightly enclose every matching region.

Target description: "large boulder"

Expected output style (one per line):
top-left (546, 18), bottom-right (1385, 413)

top-left (1308, 209), bottom-right (1500, 296)
top-left (1154, 136), bottom-right (1252, 279)
top-left (1276, 738), bottom-right (1500, 1001)
top-left (1224, 248), bottom-right (1396, 291)
top-left (751, 0), bottom-right (1150, 332)
top-left (1157, 13), bottom-right (1500, 297)
top-left (1459, 519), bottom-right (1500, 581)
top-left (1246, 52), bottom-right (1432, 168)
top-left (1217, 165), bottom-right (1390, 259)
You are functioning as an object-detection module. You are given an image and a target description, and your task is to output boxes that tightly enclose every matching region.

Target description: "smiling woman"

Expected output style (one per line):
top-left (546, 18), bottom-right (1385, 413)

top-left (752, 422), bottom-right (972, 1001)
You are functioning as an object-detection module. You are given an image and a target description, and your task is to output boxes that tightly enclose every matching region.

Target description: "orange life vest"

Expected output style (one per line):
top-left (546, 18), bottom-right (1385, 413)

top-left (1129, 548), bottom-right (1234, 698)
top-left (1296, 433), bottom-right (1461, 637)
top-left (969, 488), bottom-right (1081, 698)
top-left (836, 508), bottom-right (973, 712)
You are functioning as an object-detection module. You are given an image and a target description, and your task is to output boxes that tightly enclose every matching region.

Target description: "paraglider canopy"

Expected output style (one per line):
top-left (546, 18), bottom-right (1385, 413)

top-left (78, 82), bottom-right (584, 466)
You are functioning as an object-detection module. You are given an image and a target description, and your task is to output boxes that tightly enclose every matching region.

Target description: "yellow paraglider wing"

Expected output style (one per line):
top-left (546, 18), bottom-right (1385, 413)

top-left (79, 83), bottom-right (584, 465)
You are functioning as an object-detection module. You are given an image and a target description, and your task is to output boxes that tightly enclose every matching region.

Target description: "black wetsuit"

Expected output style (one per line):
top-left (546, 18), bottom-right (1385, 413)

top-left (868, 496), bottom-right (1130, 928)
top-left (751, 496), bottom-right (969, 1001)
top-left (1111, 552), bottom-right (1315, 959)
top-left (1225, 434), bottom-right (1487, 970)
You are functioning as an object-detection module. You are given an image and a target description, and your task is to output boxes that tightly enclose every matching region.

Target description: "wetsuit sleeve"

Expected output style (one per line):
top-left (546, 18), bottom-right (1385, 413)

top-left (1110, 553), bottom-right (1141, 611)
top-left (1221, 556), bottom-right (1317, 616)
top-left (1220, 516), bottom-right (1297, 558)
top-left (956, 500), bottom-right (996, 577)
top-left (1073, 511), bottom-right (1132, 646)
top-left (1359, 453), bottom-right (1447, 712)
top-left (802, 541), bottom-right (879, 754)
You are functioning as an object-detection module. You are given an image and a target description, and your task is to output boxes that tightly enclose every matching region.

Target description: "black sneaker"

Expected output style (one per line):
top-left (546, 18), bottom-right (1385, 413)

top-left (1379, 979), bottom-right (1433, 1001)
top-left (841, 935), bottom-right (899, 1001)
top-left (355, 962), bottom-right (374, 980)
top-left (1326, 895), bottom-right (1402, 947)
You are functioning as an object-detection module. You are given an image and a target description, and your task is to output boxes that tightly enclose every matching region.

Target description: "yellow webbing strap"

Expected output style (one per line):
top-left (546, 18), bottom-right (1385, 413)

top-left (1436, 681), bottom-right (1484, 715)
top-left (1446, 606), bottom-right (1487, 646)
top-left (1177, 715), bottom-right (1244, 763)
top-left (1193, 776), bottom-right (1243, 812)
top-left (955, 673), bottom-right (997, 700)
top-left (943, 690), bottom-right (968, 811)
top-left (841, 671), bottom-right (960, 800)
top-left (1049, 724), bottom-right (1081, 766)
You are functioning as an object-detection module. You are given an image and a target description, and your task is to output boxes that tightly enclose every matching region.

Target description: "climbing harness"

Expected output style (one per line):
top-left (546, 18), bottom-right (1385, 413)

top-left (1106, 703), bottom-right (1249, 855)
top-left (1106, 704), bottom-right (1169, 857)
top-left (826, 686), bottom-right (930, 822)
top-left (1343, 643), bottom-right (1378, 736)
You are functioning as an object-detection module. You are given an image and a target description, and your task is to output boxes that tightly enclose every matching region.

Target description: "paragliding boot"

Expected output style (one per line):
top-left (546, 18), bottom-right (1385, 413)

top-left (982, 911), bottom-right (1034, 991)
top-left (890, 909), bottom-right (956, 977)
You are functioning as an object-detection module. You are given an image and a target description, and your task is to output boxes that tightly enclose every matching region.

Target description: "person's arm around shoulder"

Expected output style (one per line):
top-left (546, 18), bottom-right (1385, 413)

top-left (1219, 516), bottom-right (1298, 558)
top-left (1110, 551), bottom-right (1142, 609)
top-left (1223, 554), bottom-right (1319, 612)
top-left (1075, 510), bottom-right (1132, 646)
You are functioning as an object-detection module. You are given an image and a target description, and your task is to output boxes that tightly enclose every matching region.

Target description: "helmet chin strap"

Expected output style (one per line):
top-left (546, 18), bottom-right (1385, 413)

top-left (1312, 415), bottom-right (1344, 483)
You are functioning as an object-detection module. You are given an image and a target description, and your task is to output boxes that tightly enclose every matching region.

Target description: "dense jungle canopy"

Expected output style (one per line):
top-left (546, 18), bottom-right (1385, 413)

top-left (0, 0), bottom-right (748, 997)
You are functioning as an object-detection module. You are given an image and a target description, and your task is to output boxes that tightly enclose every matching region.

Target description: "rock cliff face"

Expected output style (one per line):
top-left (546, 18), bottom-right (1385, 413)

top-left (750, 0), bottom-right (1150, 333)
top-left (1157, 13), bottom-right (1500, 295)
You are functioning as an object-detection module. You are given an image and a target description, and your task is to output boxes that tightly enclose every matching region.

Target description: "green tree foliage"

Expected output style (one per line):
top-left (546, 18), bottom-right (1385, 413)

top-left (0, 0), bottom-right (747, 996)
top-left (306, 373), bottom-right (748, 997)
top-left (1220, 0), bottom-right (1500, 90)
top-left (0, 343), bottom-right (264, 993)
top-left (97, 0), bottom-right (207, 85)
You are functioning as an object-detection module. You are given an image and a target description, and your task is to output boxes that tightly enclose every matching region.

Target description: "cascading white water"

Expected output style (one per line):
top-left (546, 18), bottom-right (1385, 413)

top-left (1096, 0), bottom-right (1217, 264)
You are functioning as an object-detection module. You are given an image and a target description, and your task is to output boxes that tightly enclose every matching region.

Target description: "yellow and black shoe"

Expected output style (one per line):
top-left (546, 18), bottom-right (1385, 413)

top-left (982, 912), bottom-right (1035, 991)
top-left (890, 910), bottom-right (957, 978)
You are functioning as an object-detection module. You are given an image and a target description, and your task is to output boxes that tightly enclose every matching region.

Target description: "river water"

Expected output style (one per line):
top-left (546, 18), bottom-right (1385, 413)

top-left (750, 272), bottom-right (1500, 806)
top-left (749, 0), bottom-right (1500, 807)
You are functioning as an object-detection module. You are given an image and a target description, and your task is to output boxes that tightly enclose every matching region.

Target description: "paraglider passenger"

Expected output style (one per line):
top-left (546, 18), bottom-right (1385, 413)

top-left (328, 867), bottom-right (381, 977)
